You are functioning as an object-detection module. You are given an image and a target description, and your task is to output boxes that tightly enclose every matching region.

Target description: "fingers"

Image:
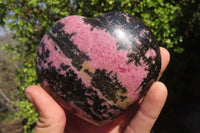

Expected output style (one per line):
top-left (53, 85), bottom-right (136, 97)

top-left (124, 82), bottom-right (168, 133)
top-left (25, 85), bottom-right (66, 133)
top-left (123, 47), bottom-right (169, 133)
top-left (158, 47), bottom-right (170, 80)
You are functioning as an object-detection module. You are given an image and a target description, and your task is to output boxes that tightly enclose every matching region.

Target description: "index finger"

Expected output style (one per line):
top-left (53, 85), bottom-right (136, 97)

top-left (158, 47), bottom-right (170, 80)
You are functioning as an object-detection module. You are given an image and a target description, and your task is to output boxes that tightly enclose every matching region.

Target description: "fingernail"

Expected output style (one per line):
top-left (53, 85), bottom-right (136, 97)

top-left (25, 93), bottom-right (33, 103)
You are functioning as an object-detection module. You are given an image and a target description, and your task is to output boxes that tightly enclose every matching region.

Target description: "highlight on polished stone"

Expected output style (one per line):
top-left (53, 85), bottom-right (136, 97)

top-left (35, 11), bottom-right (161, 125)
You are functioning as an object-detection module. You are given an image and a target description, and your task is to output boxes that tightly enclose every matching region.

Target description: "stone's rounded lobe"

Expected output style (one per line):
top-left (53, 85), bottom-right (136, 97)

top-left (35, 11), bottom-right (161, 125)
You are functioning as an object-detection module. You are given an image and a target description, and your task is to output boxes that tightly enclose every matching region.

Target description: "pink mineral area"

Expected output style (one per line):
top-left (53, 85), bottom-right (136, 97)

top-left (122, 13), bottom-right (131, 23)
top-left (145, 48), bottom-right (156, 59)
top-left (41, 35), bottom-right (92, 87)
top-left (61, 16), bottom-right (149, 99)
top-left (40, 32), bottom-right (111, 104)
top-left (134, 37), bottom-right (142, 45)
top-left (61, 16), bottom-right (85, 35)
top-left (41, 35), bottom-right (70, 75)
top-left (140, 29), bottom-right (150, 38)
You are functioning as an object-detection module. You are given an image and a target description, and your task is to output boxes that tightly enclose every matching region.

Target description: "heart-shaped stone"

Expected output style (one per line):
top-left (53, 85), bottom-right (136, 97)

top-left (35, 11), bottom-right (161, 126)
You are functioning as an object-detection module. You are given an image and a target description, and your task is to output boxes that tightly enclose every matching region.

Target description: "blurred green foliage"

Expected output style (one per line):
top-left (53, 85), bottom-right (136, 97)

top-left (0, 0), bottom-right (199, 132)
top-left (0, 1), bottom-right (7, 25)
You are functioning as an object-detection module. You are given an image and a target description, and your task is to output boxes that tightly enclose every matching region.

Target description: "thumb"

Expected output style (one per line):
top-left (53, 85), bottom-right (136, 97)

top-left (25, 85), bottom-right (66, 133)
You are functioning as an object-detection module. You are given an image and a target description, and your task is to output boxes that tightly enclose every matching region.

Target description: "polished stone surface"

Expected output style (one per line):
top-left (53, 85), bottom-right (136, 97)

top-left (35, 11), bottom-right (161, 125)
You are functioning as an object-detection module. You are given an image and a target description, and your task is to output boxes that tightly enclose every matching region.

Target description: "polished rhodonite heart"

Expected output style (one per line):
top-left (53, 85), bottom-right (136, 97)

top-left (35, 11), bottom-right (161, 125)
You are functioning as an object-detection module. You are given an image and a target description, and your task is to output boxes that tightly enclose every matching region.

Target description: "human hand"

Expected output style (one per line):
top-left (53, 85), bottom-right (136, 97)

top-left (25, 47), bottom-right (170, 133)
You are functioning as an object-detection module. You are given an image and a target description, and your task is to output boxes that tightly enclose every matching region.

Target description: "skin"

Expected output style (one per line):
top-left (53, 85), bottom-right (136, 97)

top-left (25, 47), bottom-right (170, 133)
